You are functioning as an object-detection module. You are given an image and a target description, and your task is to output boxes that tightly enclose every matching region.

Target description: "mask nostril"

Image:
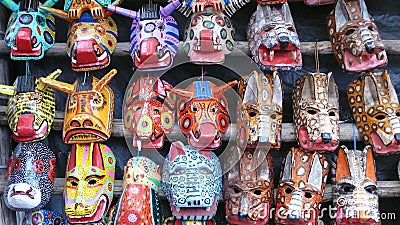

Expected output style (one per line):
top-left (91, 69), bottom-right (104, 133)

top-left (321, 133), bottom-right (332, 144)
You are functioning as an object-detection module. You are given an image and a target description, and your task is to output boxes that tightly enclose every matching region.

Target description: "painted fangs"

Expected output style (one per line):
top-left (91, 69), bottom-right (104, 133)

top-left (270, 50), bottom-right (274, 61)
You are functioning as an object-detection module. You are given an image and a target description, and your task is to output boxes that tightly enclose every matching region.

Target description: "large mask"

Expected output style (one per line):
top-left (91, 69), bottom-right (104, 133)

top-left (0, 70), bottom-right (61, 143)
top-left (326, 0), bottom-right (387, 73)
top-left (347, 71), bottom-right (400, 155)
top-left (275, 147), bottom-right (329, 225)
top-left (247, 3), bottom-right (302, 71)
top-left (169, 80), bottom-right (237, 150)
top-left (113, 156), bottom-right (162, 225)
top-left (293, 72), bottom-right (339, 152)
top-left (23, 209), bottom-right (66, 225)
top-left (39, 69), bottom-right (116, 144)
top-left (335, 146), bottom-right (379, 225)
top-left (2, 0), bottom-right (58, 60)
top-left (304, 0), bottom-right (334, 6)
top-left (64, 143), bottom-right (115, 224)
top-left (4, 142), bottom-right (56, 212)
top-left (124, 76), bottom-right (176, 149)
top-left (106, 1), bottom-right (180, 71)
top-left (162, 141), bottom-right (222, 220)
top-left (224, 147), bottom-right (274, 225)
top-left (236, 70), bottom-right (282, 149)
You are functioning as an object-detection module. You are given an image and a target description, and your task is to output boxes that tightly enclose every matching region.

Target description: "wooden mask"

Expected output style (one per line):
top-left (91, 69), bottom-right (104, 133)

top-left (40, 69), bottom-right (116, 144)
top-left (4, 142), bottom-right (56, 212)
top-left (1, 0), bottom-right (58, 60)
top-left (224, 147), bottom-right (274, 225)
top-left (275, 147), bottom-right (329, 225)
top-left (169, 80), bottom-right (237, 150)
top-left (247, 3), bottom-right (302, 71)
top-left (347, 71), bottom-right (400, 154)
top-left (335, 146), bottom-right (379, 225)
top-left (107, 1), bottom-right (180, 71)
top-left (162, 141), bottom-right (222, 220)
top-left (124, 76), bottom-right (176, 149)
top-left (257, 0), bottom-right (286, 5)
top-left (64, 143), bottom-right (115, 224)
top-left (304, 0), bottom-right (334, 6)
top-left (164, 219), bottom-right (216, 225)
top-left (236, 70), bottom-right (282, 149)
top-left (0, 70), bottom-right (61, 143)
top-left (23, 210), bottom-right (66, 225)
top-left (293, 72), bottom-right (339, 152)
top-left (326, 0), bottom-right (387, 73)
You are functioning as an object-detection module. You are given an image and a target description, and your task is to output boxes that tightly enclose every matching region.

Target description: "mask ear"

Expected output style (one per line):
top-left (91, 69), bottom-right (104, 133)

top-left (336, 146), bottom-right (351, 181)
top-left (68, 145), bottom-right (77, 172)
top-left (0, 84), bottom-right (16, 96)
top-left (41, 0), bottom-right (60, 8)
top-left (364, 146), bottom-right (376, 183)
top-left (363, 75), bottom-right (379, 109)
top-left (272, 71), bottom-right (282, 106)
top-left (226, 146), bottom-right (241, 182)
top-left (256, 150), bottom-right (272, 182)
top-left (92, 143), bottom-right (105, 170)
top-left (106, 5), bottom-right (139, 19)
top-left (383, 71), bottom-right (399, 103)
top-left (308, 154), bottom-right (323, 190)
top-left (301, 75), bottom-right (315, 102)
top-left (39, 6), bottom-right (71, 21)
top-left (169, 141), bottom-right (185, 162)
top-left (94, 69), bottom-right (117, 91)
top-left (281, 149), bottom-right (293, 181)
top-left (282, 3), bottom-right (294, 24)
top-left (37, 69), bottom-right (62, 92)
top-left (359, 0), bottom-right (370, 21)
top-left (160, 0), bottom-right (180, 17)
top-left (334, 0), bottom-right (350, 32)
top-left (39, 77), bottom-right (75, 94)
top-left (242, 71), bottom-right (258, 105)
top-left (327, 72), bottom-right (339, 106)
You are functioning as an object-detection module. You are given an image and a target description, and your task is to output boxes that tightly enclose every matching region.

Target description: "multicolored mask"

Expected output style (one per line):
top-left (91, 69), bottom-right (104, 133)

top-left (335, 146), bottom-right (379, 225)
top-left (275, 147), bottom-right (329, 225)
top-left (293, 72), bottom-right (339, 152)
top-left (162, 141), bottom-right (222, 220)
top-left (39, 69), bottom-right (116, 144)
top-left (106, 1), bottom-right (180, 71)
top-left (4, 142), bottom-right (56, 212)
top-left (0, 70), bottom-right (61, 143)
top-left (326, 0), bottom-right (387, 73)
top-left (224, 147), bottom-right (274, 225)
top-left (163, 218), bottom-right (216, 225)
top-left (256, 0), bottom-right (286, 5)
top-left (247, 3), bottom-right (302, 71)
top-left (182, 7), bottom-right (235, 64)
top-left (113, 157), bottom-right (162, 225)
top-left (347, 71), bottom-right (400, 155)
top-left (169, 80), bottom-right (237, 150)
top-left (64, 143), bottom-right (115, 224)
top-left (236, 70), bottom-right (282, 149)
top-left (23, 209), bottom-right (66, 225)
top-left (1, 0), bottom-right (58, 60)
top-left (304, 0), bottom-right (334, 6)
top-left (124, 76), bottom-right (176, 150)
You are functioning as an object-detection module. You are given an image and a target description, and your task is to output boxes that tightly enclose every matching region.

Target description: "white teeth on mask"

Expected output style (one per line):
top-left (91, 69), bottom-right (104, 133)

top-left (358, 56), bottom-right (363, 64)
top-left (270, 50), bottom-right (274, 61)
top-left (98, 50), bottom-right (107, 61)
top-left (206, 207), bottom-right (211, 212)
top-left (137, 140), bottom-right (141, 152)
top-left (292, 51), bottom-right (297, 62)
top-left (349, 59), bottom-right (354, 66)
top-left (31, 42), bottom-right (42, 51)
top-left (176, 207), bottom-right (181, 212)
top-left (263, 52), bottom-right (267, 61)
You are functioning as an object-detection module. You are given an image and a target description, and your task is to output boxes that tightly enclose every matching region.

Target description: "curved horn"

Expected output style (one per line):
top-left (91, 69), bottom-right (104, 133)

top-left (94, 69), bottom-right (117, 91)
top-left (41, 0), bottom-right (61, 8)
top-left (106, 5), bottom-right (139, 19)
top-left (164, 85), bottom-right (193, 98)
top-left (160, 0), bottom-right (181, 17)
top-left (39, 77), bottom-right (74, 94)
top-left (0, 0), bottom-right (18, 11)
top-left (39, 6), bottom-right (71, 21)
top-left (213, 80), bottom-right (238, 95)
top-left (104, 0), bottom-right (124, 17)
top-left (37, 69), bottom-right (62, 91)
top-left (0, 84), bottom-right (15, 96)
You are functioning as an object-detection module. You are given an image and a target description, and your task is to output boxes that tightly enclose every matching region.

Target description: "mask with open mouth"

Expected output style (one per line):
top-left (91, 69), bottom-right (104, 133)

top-left (4, 142), bottom-right (56, 212)
top-left (162, 141), bottom-right (222, 221)
top-left (39, 69), bottom-right (116, 144)
top-left (327, 0), bottom-right (387, 73)
top-left (304, 0), bottom-right (334, 6)
top-left (2, 0), bottom-right (58, 60)
top-left (23, 209), bottom-right (66, 225)
top-left (247, 3), bottom-right (302, 71)
top-left (0, 70), bottom-right (61, 143)
top-left (64, 143), bottom-right (115, 224)
top-left (347, 71), bottom-right (400, 155)
top-left (293, 72), bottom-right (340, 152)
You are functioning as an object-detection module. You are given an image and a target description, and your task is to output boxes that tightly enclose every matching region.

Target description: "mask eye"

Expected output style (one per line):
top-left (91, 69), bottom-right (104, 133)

top-left (53, 217), bottom-right (62, 225)
top-left (232, 187), bottom-right (241, 194)
top-left (284, 187), bottom-right (293, 194)
top-left (66, 177), bottom-right (79, 188)
top-left (374, 114), bottom-right (386, 120)
top-left (32, 160), bottom-right (44, 174)
top-left (365, 185), bottom-right (378, 195)
top-left (191, 16), bottom-right (201, 27)
top-left (216, 17), bottom-right (225, 26)
top-left (31, 212), bottom-right (44, 225)
top-left (304, 192), bottom-right (313, 199)
top-left (19, 14), bottom-right (33, 25)
top-left (339, 183), bottom-right (355, 194)
top-left (307, 109), bottom-right (318, 115)
top-left (14, 158), bottom-right (21, 171)
top-left (345, 28), bottom-right (356, 36)
top-left (199, 167), bottom-right (211, 174)
top-left (253, 189), bottom-right (262, 195)
top-left (36, 15), bottom-right (45, 26)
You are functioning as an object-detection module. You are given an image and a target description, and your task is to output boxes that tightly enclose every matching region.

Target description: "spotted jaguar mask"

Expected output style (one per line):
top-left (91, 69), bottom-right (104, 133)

top-left (293, 72), bottom-right (339, 152)
top-left (107, 1), bottom-right (180, 71)
top-left (247, 3), bottom-right (302, 71)
top-left (304, 0), bottom-right (334, 6)
top-left (64, 143), bottom-right (115, 224)
top-left (236, 70), bottom-right (282, 149)
top-left (347, 71), bottom-right (400, 155)
top-left (23, 209), bottom-right (66, 225)
top-left (169, 80), bottom-right (237, 150)
top-left (326, 0), bottom-right (387, 73)
top-left (335, 146), bottom-right (379, 225)
top-left (275, 147), bottom-right (329, 225)
top-left (162, 141), bottom-right (222, 220)
top-left (4, 142), bottom-right (56, 212)
top-left (124, 76), bottom-right (176, 150)
top-left (0, 70), bottom-right (61, 143)
top-left (224, 147), bottom-right (274, 225)
top-left (40, 69), bottom-right (116, 144)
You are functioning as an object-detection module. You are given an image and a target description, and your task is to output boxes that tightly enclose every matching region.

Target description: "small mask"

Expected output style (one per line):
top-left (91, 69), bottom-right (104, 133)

top-left (114, 156), bottom-right (162, 225)
top-left (163, 218), bottom-right (216, 225)
top-left (347, 71), bottom-right (400, 154)
top-left (224, 147), bottom-right (274, 225)
top-left (169, 80), bottom-right (237, 150)
top-left (0, 70), bottom-right (61, 143)
top-left (23, 209), bottom-right (66, 225)
top-left (40, 69), bottom-right (117, 144)
top-left (4, 142), bottom-right (56, 212)
top-left (124, 76), bottom-right (176, 150)
top-left (275, 147), bottom-right (329, 225)
top-left (304, 0), bottom-right (334, 6)
top-left (335, 146), bottom-right (379, 225)
top-left (2, 0), bottom-right (58, 60)
top-left (257, 0), bottom-right (287, 5)
top-left (247, 3), bottom-right (302, 71)
top-left (236, 70), bottom-right (282, 149)
top-left (293, 72), bottom-right (339, 152)
top-left (326, 0), bottom-right (387, 73)
top-left (64, 143), bottom-right (115, 224)
top-left (162, 141), bottom-right (222, 220)
top-left (107, 1), bottom-right (180, 71)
